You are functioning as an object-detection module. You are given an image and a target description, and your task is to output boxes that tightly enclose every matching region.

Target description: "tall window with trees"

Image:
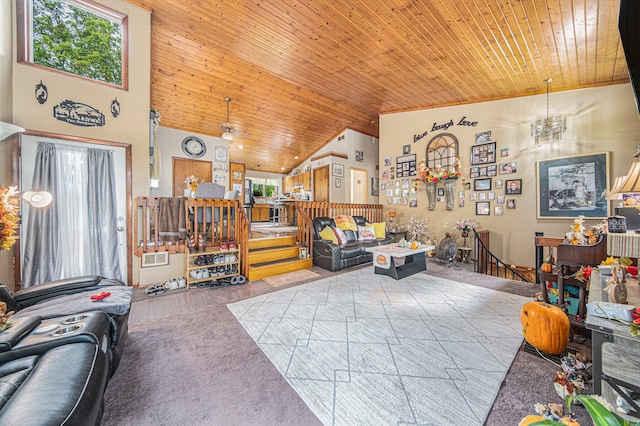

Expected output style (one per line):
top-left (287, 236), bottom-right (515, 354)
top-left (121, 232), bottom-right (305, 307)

top-left (18, 0), bottom-right (128, 88)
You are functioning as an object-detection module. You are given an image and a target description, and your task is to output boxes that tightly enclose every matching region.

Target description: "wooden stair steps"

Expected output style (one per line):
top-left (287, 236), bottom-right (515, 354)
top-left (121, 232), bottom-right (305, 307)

top-left (248, 235), bottom-right (297, 250)
top-left (246, 235), bottom-right (312, 281)
top-left (248, 257), bottom-right (313, 281)
top-left (249, 246), bottom-right (300, 264)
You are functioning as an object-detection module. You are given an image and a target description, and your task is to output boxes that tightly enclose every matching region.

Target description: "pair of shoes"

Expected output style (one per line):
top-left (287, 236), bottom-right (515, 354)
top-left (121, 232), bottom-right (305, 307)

top-left (144, 284), bottom-right (166, 296)
top-left (229, 240), bottom-right (236, 250)
top-left (220, 241), bottom-right (229, 250)
top-left (177, 277), bottom-right (186, 288)
top-left (186, 233), bottom-right (196, 251)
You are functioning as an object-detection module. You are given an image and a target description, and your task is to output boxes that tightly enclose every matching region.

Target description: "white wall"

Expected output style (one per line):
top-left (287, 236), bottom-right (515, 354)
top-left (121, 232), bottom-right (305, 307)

top-left (150, 126), bottom-right (230, 197)
top-left (296, 129), bottom-right (380, 203)
top-left (1, 1), bottom-right (151, 289)
top-left (380, 83), bottom-right (640, 267)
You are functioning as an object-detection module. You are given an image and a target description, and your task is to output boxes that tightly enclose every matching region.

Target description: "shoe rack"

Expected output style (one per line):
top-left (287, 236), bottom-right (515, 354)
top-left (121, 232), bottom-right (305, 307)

top-left (185, 245), bottom-right (241, 289)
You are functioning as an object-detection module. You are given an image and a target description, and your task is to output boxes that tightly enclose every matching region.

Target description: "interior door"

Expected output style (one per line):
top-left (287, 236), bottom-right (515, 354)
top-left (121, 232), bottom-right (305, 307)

top-left (313, 165), bottom-right (330, 202)
top-left (350, 168), bottom-right (367, 204)
top-left (172, 158), bottom-right (212, 196)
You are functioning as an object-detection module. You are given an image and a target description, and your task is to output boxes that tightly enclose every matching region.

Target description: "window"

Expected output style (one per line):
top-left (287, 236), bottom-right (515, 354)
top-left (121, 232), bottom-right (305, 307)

top-left (426, 133), bottom-right (459, 170)
top-left (249, 178), bottom-right (280, 198)
top-left (18, 0), bottom-right (128, 88)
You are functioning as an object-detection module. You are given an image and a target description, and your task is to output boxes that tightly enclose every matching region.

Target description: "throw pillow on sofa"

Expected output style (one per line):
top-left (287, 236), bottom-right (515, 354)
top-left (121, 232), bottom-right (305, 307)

top-left (333, 215), bottom-right (357, 231)
top-left (366, 222), bottom-right (386, 239)
top-left (319, 225), bottom-right (338, 244)
top-left (333, 227), bottom-right (348, 244)
top-left (358, 225), bottom-right (377, 241)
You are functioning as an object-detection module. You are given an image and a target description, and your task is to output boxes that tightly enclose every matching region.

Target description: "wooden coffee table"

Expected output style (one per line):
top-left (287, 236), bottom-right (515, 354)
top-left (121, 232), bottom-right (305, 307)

top-left (365, 244), bottom-right (435, 280)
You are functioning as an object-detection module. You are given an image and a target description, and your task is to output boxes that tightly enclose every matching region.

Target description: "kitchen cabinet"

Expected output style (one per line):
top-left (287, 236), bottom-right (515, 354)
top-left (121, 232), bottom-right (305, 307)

top-left (252, 204), bottom-right (271, 222)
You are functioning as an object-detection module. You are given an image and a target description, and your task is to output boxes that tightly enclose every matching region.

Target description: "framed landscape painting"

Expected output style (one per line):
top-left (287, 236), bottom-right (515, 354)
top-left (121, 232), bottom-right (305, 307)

top-left (536, 152), bottom-right (609, 219)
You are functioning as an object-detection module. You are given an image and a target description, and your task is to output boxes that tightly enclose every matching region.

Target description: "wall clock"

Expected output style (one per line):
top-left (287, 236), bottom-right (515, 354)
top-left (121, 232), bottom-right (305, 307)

top-left (181, 136), bottom-right (206, 158)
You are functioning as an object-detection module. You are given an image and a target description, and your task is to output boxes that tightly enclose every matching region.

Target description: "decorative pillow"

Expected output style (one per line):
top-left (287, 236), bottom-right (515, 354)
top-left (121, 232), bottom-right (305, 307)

top-left (366, 222), bottom-right (386, 239)
top-left (318, 225), bottom-right (338, 244)
top-left (332, 215), bottom-right (358, 231)
top-left (358, 225), bottom-right (377, 241)
top-left (333, 227), bottom-right (348, 245)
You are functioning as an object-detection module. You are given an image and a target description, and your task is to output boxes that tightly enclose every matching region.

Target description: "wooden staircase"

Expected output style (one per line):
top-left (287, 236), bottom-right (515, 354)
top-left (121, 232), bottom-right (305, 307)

top-left (247, 235), bottom-right (313, 281)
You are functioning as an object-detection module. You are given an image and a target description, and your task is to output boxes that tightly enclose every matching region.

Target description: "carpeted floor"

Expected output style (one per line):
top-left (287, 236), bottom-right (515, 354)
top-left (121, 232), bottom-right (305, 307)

top-left (229, 268), bottom-right (530, 425)
top-left (102, 259), bottom-right (591, 425)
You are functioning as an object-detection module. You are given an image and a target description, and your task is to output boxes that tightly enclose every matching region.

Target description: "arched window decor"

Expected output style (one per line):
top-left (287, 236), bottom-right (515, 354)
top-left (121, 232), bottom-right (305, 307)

top-left (416, 133), bottom-right (461, 211)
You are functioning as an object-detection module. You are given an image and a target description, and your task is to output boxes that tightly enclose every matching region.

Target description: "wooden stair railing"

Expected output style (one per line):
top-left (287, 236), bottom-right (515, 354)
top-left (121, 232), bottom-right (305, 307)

top-left (474, 229), bottom-right (530, 282)
top-left (297, 202), bottom-right (384, 223)
top-left (294, 202), bottom-right (313, 259)
top-left (135, 196), bottom-right (248, 276)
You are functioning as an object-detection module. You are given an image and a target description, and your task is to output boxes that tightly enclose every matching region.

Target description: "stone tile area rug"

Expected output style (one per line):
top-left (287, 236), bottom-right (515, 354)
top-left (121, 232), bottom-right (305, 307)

top-left (227, 268), bottom-right (529, 425)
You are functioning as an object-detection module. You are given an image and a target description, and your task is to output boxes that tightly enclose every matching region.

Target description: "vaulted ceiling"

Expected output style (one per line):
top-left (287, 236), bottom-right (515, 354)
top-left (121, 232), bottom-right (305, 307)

top-left (125, 0), bottom-right (628, 174)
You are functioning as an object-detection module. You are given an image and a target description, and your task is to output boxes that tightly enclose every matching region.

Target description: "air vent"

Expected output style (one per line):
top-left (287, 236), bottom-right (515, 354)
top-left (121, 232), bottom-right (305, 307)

top-left (141, 252), bottom-right (169, 268)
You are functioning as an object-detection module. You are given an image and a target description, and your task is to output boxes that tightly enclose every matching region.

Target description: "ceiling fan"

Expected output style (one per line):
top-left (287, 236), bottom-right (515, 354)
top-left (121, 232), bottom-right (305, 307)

top-left (221, 97), bottom-right (234, 140)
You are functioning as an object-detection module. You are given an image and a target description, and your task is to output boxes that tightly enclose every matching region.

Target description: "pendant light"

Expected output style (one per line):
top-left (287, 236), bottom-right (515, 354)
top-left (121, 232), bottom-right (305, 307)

top-left (221, 97), bottom-right (234, 141)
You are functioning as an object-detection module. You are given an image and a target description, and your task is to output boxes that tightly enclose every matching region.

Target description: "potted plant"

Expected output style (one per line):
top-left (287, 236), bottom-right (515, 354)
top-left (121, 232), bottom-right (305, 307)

top-left (520, 394), bottom-right (640, 425)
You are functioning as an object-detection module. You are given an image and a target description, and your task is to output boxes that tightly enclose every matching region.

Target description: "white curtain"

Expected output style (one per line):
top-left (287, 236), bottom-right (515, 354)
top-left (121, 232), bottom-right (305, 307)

top-left (22, 142), bottom-right (121, 287)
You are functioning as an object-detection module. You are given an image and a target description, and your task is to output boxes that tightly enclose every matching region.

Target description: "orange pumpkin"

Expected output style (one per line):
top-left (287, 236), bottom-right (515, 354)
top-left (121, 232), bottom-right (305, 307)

top-left (520, 301), bottom-right (570, 355)
top-left (518, 415), bottom-right (548, 426)
top-left (540, 262), bottom-right (553, 273)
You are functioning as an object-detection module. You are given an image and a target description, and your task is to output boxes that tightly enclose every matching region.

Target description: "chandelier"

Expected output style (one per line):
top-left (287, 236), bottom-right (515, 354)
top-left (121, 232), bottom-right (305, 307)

top-left (531, 78), bottom-right (566, 145)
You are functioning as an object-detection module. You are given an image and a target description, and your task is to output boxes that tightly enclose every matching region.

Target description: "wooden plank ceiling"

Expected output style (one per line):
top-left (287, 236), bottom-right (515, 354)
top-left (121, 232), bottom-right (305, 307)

top-left (125, 0), bottom-right (628, 174)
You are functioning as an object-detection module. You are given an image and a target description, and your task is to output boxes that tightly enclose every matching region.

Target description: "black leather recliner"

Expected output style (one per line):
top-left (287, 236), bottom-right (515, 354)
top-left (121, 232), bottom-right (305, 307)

top-left (0, 275), bottom-right (131, 376)
top-left (311, 215), bottom-right (392, 271)
top-left (0, 312), bottom-right (113, 426)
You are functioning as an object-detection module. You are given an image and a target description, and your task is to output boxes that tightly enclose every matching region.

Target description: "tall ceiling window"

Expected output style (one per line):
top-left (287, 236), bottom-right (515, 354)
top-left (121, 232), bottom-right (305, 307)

top-left (17, 0), bottom-right (128, 89)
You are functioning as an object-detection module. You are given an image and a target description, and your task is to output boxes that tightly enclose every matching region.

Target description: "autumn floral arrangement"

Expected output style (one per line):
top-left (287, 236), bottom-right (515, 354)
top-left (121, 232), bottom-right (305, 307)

top-left (563, 215), bottom-right (605, 245)
top-left (183, 175), bottom-right (202, 193)
top-left (0, 186), bottom-right (20, 251)
top-left (414, 158), bottom-right (461, 185)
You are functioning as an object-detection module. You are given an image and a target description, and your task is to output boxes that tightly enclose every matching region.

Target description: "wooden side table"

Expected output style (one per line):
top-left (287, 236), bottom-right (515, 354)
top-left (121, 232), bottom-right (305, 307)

top-left (458, 247), bottom-right (472, 263)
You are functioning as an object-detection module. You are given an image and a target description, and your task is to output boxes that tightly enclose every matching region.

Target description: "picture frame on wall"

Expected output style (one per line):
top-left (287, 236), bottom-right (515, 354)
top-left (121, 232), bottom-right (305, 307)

top-left (499, 162), bottom-right (517, 174)
top-left (470, 142), bottom-right (496, 165)
top-left (335, 177), bottom-right (342, 188)
top-left (470, 167), bottom-right (480, 178)
top-left (476, 201), bottom-right (490, 215)
top-left (473, 178), bottom-right (492, 191)
top-left (332, 163), bottom-right (344, 176)
top-left (536, 151), bottom-right (609, 219)
top-left (505, 179), bottom-right (522, 195)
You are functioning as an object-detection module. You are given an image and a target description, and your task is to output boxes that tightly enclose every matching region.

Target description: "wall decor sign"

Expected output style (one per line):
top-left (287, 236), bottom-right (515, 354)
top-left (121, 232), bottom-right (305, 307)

top-left (332, 163), bottom-right (344, 176)
top-left (536, 151), bottom-right (609, 219)
top-left (335, 177), bottom-right (342, 188)
top-left (110, 98), bottom-right (121, 117)
top-left (35, 80), bottom-right (48, 104)
top-left (53, 100), bottom-right (105, 127)
top-left (356, 150), bottom-right (364, 162)
top-left (214, 146), bottom-right (228, 162)
top-left (413, 116), bottom-right (479, 143)
top-left (470, 142), bottom-right (496, 165)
